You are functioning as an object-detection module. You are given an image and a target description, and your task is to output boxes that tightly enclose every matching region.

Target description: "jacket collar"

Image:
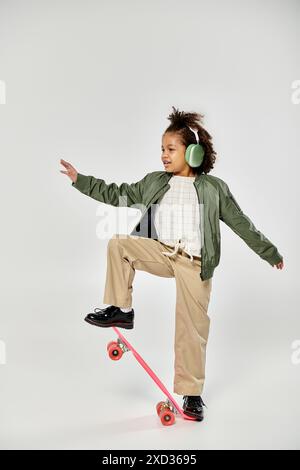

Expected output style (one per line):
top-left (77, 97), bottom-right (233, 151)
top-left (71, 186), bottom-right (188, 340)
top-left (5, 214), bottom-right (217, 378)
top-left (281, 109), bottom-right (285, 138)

top-left (163, 171), bottom-right (203, 183)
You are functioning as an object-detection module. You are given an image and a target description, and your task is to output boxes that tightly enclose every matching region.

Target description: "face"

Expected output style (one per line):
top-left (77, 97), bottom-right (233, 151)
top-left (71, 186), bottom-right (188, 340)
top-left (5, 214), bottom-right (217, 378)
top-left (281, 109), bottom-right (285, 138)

top-left (161, 132), bottom-right (196, 177)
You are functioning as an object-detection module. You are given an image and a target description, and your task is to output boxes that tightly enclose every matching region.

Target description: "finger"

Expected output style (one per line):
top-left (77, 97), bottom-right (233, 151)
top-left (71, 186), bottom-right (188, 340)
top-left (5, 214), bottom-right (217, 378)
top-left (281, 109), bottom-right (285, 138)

top-left (61, 159), bottom-right (72, 168)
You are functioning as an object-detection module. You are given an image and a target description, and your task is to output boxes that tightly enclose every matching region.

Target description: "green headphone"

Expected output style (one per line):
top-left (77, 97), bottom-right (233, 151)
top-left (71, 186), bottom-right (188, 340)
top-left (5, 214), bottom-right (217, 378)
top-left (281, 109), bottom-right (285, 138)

top-left (185, 126), bottom-right (205, 168)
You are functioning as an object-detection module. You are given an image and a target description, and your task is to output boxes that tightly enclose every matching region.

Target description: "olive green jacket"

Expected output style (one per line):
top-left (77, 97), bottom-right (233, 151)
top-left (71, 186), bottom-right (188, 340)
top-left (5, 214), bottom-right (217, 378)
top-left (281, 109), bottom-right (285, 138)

top-left (72, 171), bottom-right (283, 281)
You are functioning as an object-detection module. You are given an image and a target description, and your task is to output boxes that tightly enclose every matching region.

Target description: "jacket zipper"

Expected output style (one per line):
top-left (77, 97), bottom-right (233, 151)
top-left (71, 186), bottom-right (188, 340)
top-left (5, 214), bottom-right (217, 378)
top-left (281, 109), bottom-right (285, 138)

top-left (149, 185), bottom-right (170, 206)
top-left (193, 180), bottom-right (205, 277)
top-left (131, 182), bottom-right (171, 235)
top-left (149, 173), bottom-right (173, 206)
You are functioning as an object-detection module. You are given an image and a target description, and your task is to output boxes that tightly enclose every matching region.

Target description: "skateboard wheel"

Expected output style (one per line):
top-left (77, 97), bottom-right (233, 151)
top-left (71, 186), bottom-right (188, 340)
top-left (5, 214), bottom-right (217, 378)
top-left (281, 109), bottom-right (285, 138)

top-left (160, 409), bottom-right (175, 426)
top-left (156, 401), bottom-right (165, 416)
top-left (108, 342), bottom-right (123, 360)
top-left (107, 341), bottom-right (116, 352)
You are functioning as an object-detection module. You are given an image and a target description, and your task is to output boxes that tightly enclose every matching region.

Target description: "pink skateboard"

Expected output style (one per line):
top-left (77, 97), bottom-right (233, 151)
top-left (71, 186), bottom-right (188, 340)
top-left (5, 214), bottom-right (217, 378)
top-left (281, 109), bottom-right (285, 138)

top-left (106, 326), bottom-right (198, 426)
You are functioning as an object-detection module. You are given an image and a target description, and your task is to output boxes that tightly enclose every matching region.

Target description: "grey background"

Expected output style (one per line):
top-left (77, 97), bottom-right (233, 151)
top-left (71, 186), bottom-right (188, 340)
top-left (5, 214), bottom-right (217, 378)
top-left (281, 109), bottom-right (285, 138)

top-left (0, 0), bottom-right (299, 450)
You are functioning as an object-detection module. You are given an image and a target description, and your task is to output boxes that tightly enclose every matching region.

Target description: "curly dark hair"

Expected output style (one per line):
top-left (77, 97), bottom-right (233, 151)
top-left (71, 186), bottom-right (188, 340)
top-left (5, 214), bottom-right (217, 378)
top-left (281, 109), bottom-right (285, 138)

top-left (163, 106), bottom-right (217, 175)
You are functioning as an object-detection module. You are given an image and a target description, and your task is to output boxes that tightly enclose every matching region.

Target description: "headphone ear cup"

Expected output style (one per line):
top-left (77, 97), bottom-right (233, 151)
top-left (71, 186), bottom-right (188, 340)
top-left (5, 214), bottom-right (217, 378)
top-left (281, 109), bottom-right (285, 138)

top-left (185, 143), bottom-right (205, 168)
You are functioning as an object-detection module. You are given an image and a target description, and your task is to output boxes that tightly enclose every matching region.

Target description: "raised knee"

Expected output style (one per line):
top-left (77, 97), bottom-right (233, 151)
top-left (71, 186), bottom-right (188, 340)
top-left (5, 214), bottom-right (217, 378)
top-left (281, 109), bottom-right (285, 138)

top-left (108, 233), bottom-right (128, 248)
top-left (108, 234), bottom-right (119, 248)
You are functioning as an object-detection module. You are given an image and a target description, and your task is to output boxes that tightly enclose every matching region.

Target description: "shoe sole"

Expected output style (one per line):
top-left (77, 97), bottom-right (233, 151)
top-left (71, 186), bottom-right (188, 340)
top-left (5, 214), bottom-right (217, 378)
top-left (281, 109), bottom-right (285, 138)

top-left (84, 317), bottom-right (134, 329)
top-left (183, 409), bottom-right (204, 421)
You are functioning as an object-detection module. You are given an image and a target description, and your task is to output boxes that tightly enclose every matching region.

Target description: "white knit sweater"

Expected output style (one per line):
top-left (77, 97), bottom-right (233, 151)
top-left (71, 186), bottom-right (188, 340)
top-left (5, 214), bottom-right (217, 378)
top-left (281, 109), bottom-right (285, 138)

top-left (153, 175), bottom-right (202, 262)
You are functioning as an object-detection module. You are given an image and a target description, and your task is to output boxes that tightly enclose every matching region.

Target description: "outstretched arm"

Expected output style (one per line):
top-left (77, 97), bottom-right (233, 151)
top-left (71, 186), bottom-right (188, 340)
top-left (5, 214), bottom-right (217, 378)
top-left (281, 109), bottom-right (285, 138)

top-left (218, 180), bottom-right (284, 269)
top-left (60, 158), bottom-right (147, 208)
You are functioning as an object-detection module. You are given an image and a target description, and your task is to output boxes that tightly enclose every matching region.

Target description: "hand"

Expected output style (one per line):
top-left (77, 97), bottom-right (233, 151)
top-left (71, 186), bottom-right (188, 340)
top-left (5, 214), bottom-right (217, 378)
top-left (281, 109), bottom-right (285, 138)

top-left (274, 259), bottom-right (284, 270)
top-left (59, 158), bottom-right (78, 183)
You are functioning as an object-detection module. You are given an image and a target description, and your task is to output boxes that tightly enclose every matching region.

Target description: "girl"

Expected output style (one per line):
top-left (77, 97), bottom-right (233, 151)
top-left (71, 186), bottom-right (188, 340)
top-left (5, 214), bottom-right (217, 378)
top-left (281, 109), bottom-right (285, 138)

top-left (60, 106), bottom-right (284, 421)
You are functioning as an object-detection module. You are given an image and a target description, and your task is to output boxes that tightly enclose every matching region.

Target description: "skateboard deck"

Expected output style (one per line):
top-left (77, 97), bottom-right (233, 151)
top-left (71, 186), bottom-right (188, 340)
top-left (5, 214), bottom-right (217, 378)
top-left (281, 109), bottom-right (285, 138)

top-left (106, 326), bottom-right (198, 425)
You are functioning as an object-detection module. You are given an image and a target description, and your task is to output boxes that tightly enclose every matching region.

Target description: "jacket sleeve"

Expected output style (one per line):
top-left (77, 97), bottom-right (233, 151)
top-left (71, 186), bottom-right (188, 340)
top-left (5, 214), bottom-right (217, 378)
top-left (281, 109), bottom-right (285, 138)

top-left (218, 181), bottom-right (283, 266)
top-left (71, 172), bottom-right (149, 208)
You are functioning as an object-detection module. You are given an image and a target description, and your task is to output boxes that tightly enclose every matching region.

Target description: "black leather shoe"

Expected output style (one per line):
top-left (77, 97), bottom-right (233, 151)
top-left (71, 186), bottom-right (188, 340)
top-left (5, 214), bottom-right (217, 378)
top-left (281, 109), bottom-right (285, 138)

top-left (182, 395), bottom-right (206, 421)
top-left (84, 305), bottom-right (134, 329)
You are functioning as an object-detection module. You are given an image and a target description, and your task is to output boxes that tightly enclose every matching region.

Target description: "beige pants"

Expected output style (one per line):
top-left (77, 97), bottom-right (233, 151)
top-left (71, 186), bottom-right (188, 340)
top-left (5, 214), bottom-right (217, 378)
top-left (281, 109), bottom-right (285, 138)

top-left (103, 234), bottom-right (213, 396)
